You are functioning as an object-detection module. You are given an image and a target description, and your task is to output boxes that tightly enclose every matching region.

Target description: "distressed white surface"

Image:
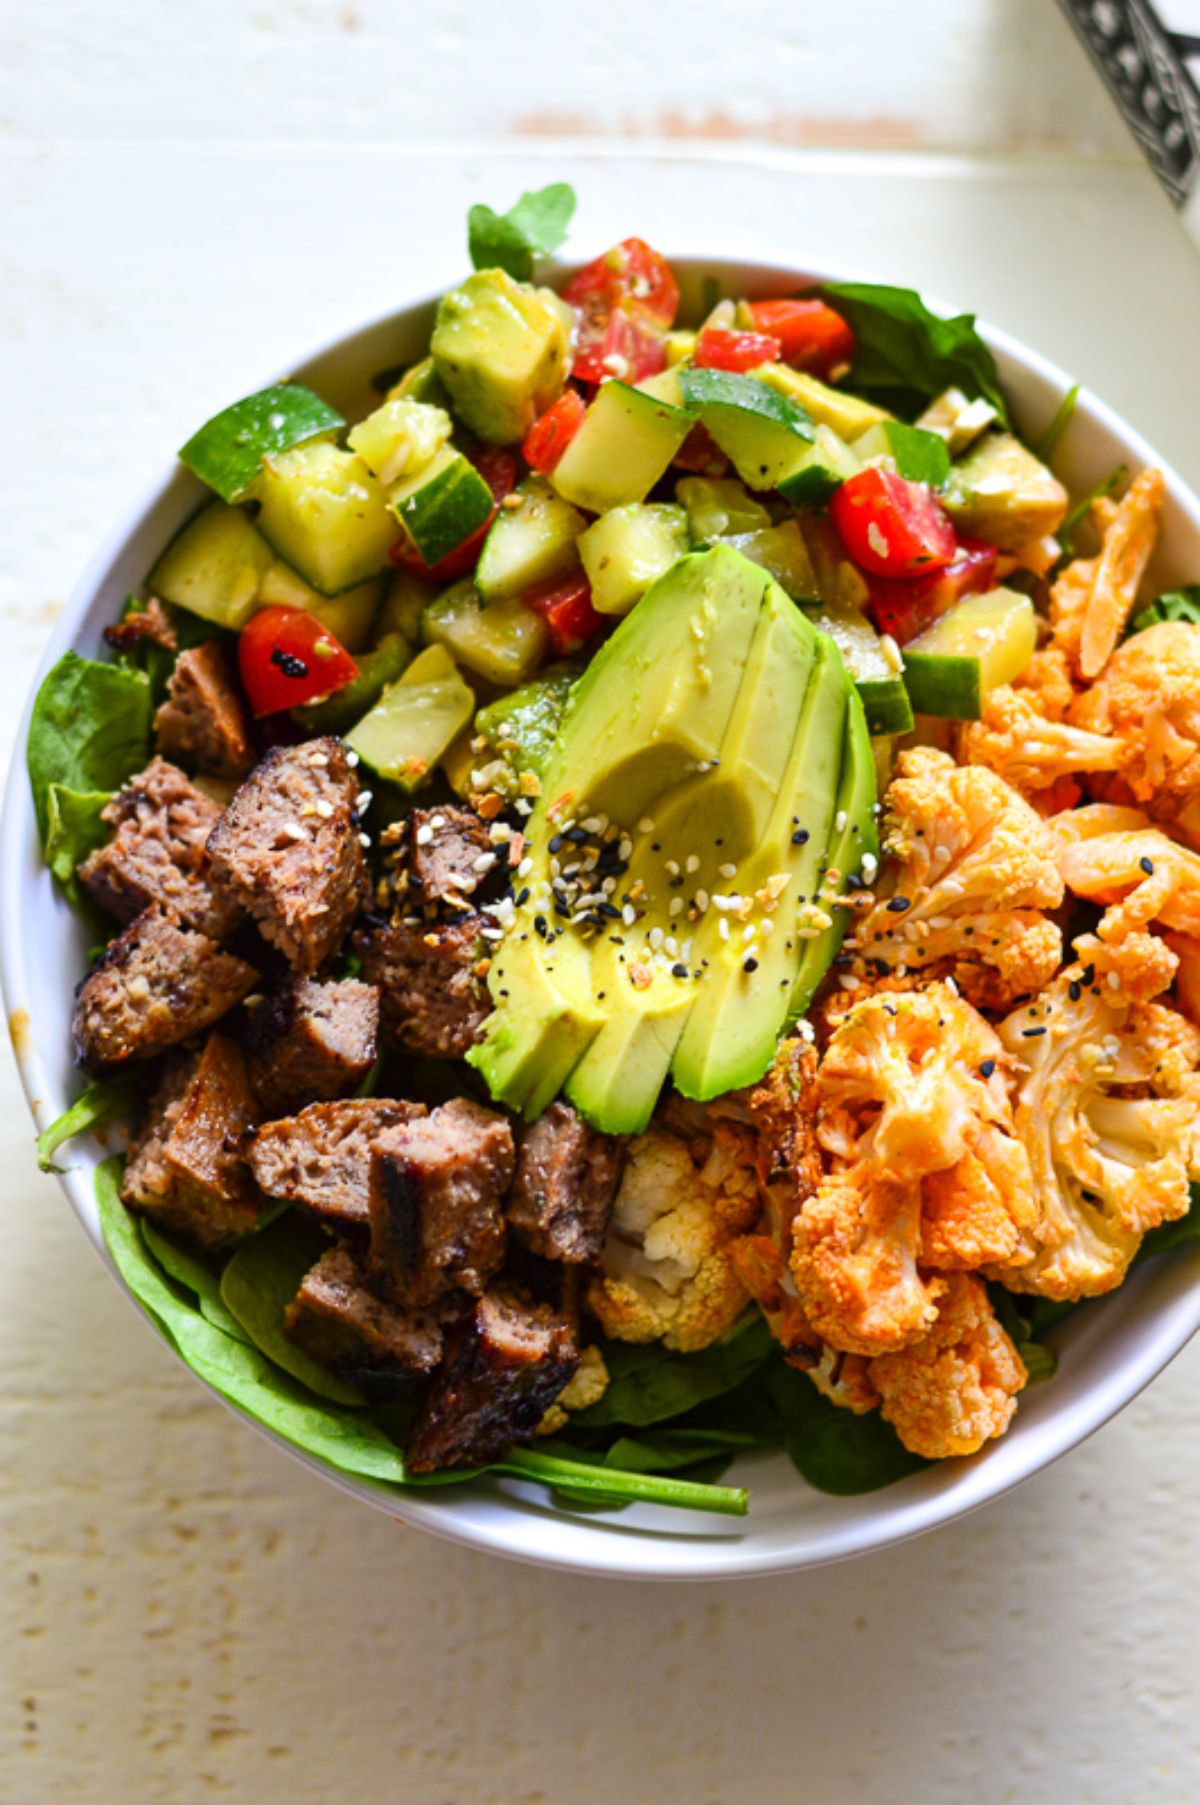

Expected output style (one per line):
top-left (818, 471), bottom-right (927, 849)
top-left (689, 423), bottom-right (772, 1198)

top-left (5, 5), bottom-right (1200, 1798)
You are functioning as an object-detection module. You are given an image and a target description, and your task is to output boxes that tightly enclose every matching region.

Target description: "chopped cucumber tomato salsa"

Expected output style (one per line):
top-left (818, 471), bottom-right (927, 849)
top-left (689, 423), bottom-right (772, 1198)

top-left (30, 184), bottom-right (1200, 1517)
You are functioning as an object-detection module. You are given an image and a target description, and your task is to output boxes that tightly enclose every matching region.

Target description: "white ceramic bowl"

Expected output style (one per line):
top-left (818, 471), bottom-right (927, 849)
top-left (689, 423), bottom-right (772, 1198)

top-left (7, 256), bottom-right (1200, 1580)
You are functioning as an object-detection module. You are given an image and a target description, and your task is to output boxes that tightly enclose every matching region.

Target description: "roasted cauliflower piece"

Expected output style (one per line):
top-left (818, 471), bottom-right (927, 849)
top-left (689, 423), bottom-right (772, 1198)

top-left (1049, 467), bottom-right (1164, 679)
top-left (536, 1344), bottom-right (611, 1436)
top-left (988, 945), bottom-right (1197, 1300)
top-left (847, 747), bottom-right (1064, 1009)
top-left (1052, 804), bottom-right (1200, 944)
top-left (588, 1121), bottom-right (761, 1353)
top-left (870, 1272), bottom-right (1027, 1459)
top-left (1014, 644), bottom-right (1080, 722)
top-left (1069, 621), bottom-right (1200, 835)
top-left (956, 684), bottom-right (1122, 801)
top-left (791, 1164), bottom-right (940, 1358)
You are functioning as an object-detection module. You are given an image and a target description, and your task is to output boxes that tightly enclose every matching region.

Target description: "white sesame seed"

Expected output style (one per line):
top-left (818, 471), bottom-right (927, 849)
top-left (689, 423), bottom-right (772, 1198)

top-left (358, 832), bottom-right (371, 848)
top-left (415, 824), bottom-right (434, 846)
top-left (518, 857), bottom-right (533, 878)
top-left (718, 863), bottom-right (737, 880)
top-left (665, 859), bottom-right (680, 878)
top-left (583, 816), bottom-right (603, 834)
top-left (282, 821), bottom-right (307, 842)
top-left (480, 926), bottom-right (504, 941)
top-left (649, 927), bottom-right (664, 951)
top-left (638, 817), bottom-right (655, 834)
top-left (696, 761), bottom-right (710, 774)
top-left (835, 810), bottom-right (847, 834)
top-left (429, 814), bottom-right (446, 830)
top-left (669, 896), bottom-right (684, 917)
top-left (472, 852), bottom-right (496, 874)
top-left (695, 889), bottom-right (709, 913)
top-left (619, 837), bottom-right (633, 861)
top-left (742, 922), bottom-right (756, 941)
top-left (622, 904), bottom-right (636, 927)
top-left (346, 750), bottom-right (360, 767)
top-left (719, 918), bottom-right (729, 941)
top-left (355, 790), bottom-right (373, 812)
top-left (308, 751), bottom-right (329, 767)
top-left (862, 853), bottom-right (879, 882)
top-left (685, 854), bottom-right (700, 874)
top-left (314, 798), bottom-right (335, 819)
top-left (839, 973), bottom-right (861, 992)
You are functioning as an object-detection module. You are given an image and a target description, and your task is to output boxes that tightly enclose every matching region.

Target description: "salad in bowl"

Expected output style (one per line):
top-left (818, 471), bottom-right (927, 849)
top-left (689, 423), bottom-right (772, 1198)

top-left (20, 183), bottom-right (1200, 1548)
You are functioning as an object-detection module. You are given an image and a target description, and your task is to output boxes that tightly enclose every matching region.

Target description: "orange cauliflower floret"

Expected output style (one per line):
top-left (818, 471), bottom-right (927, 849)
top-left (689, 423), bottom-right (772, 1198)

top-left (536, 1344), bottom-right (611, 1435)
top-left (847, 747), bottom-right (1064, 1009)
top-left (792, 984), bottom-right (1036, 1355)
top-left (1014, 644), bottom-right (1079, 722)
top-left (1049, 467), bottom-right (1164, 679)
top-left (1069, 622), bottom-right (1200, 837)
top-left (870, 1272), bottom-right (1027, 1459)
top-left (956, 684), bottom-right (1122, 801)
top-left (1052, 803), bottom-right (1200, 945)
top-left (587, 1121), bottom-right (761, 1353)
top-left (988, 943), bottom-right (1197, 1301)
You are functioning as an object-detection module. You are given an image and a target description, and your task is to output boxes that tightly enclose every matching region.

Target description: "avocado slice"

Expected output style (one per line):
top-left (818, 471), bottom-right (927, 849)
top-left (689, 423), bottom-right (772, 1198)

top-left (788, 690), bottom-right (878, 1021)
top-left (430, 269), bottom-right (572, 445)
top-left (942, 430), bottom-right (1068, 551)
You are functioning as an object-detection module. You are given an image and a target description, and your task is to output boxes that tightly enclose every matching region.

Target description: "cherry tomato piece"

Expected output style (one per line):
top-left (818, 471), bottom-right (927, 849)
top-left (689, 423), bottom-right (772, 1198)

top-left (830, 467), bottom-right (957, 579)
top-left (522, 390), bottom-right (587, 473)
top-left (693, 327), bottom-right (782, 373)
top-left (388, 448), bottom-right (518, 582)
top-left (238, 607), bottom-right (359, 719)
top-left (522, 572), bottom-right (605, 657)
top-left (745, 299), bottom-right (855, 379)
top-left (866, 537), bottom-right (998, 646)
top-left (562, 237), bottom-right (680, 384)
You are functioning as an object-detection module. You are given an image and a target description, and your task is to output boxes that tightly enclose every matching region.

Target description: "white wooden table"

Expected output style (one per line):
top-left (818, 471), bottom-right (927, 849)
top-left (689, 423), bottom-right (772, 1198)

top-left (4, 5), bottom-right (1200, 1798)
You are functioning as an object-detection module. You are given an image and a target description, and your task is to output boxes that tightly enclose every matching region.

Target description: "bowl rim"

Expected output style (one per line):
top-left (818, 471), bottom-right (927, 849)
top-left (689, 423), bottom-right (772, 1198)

top-left (7, 251), bottom-right (1200, 1581)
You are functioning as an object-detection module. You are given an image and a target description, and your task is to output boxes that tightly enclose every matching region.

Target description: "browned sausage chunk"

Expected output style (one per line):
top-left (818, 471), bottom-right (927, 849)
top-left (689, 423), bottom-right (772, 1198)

top-left (408, 805), bottom-right (496, 908)
top-left (247, 977), bottom-right (379, 1118)
top-left (154, 642), bottom-right (254, 779)
top-left (76, 758), bottom-right (240, 939)
top-left (247, 1098), bottom-right (424, 1229)
top-left (284, 1243), bottom-right (445, 1394)
top-left (508, 1101), bottom-right (625, 1263)
top-left (354, 915), bottom-right (488, 1058)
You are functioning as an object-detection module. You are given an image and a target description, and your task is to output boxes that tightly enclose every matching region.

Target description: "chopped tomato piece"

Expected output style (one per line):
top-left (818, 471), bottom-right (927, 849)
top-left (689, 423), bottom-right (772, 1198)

top-left (867, 537), bottom-right (999, 646)
top-left (562, 237), bottom-right (679, 384)
top-left (522, 572), bottom-right (604, 656)
top-left (693, 327), bottom-right (782, 373)
top-left (745, 299), bottom-right (855, 379)
top-left (522, 390), bottom-right (587, 473)
top-left (238, 607), bottom-right (359, 719)
top-left (388, 448), bottom-right (517, 582)
top-left (830, 468), bottom-right (957, 579)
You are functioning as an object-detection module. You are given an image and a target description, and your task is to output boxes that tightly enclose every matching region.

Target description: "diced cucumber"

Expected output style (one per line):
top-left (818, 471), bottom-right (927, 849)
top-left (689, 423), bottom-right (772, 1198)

top-left (346, 643), bottom-right (474, 790)
top-left (551, 381), bottom-right (695, 513)
top-left (775, 425), bottom-right (861, 506)
top-left (388, 356), bottom-right (452, 409)
top-left (723, 521), bottom-right (818, 602)
top-left (800, 514), bottom-right (873, 614)
top-left (803, 592), bottom-right (914, 736)
top-left (377, 568), bottom-right (436, 642)
top-left (179, 383), bottom-right (343, 504)
top-left (292, 632), bottom-right (413, 734)
top-left (148, 501), bottom-right (275, 630)
top-left (577, 503), bottom-right (688, 615)
top-left (347, 397), bottom-right (452, 486)
top-left (431, 269), bottom-right (571, 444)
top-left (675, 476), bottom-right (771, 541)
top-left (901, 586), bottom-right (1037, 720)
top-left (388, 446), bottom-right (495, 567)
top-left (475, 479), bottom-right (584, 601)
top-left (257, 564), bottom-right (382, 651)
top-left (634, 366), bottom-right (687, 407)
top-left (421, 579), bottom-right (549, 686)
top-left (754, 364), bottom-right (893, 441)
top-left (679, 368), bottom-right (815, 491)
top-left (254, 441), bottom-right (400, 595)
top-left (851, 421), bottom-right (951, 488)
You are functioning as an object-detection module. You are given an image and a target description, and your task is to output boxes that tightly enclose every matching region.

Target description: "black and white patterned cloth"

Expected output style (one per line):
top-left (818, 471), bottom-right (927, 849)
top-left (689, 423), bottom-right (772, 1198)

top-left (1058, 0), bottom-right (1200, 209)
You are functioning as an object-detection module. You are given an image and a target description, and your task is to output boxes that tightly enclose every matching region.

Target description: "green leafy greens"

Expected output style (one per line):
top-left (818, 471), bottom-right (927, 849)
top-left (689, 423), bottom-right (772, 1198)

top-left (27, 651), bottom-right (152, 846)
top-left (820, 281), bottom-right (1009, 425)
top-left (1036, 382), bottom-right (1080, 463)
top-left (468, 183), bottom-right (576, 282)
top-left (36, 1073), bottom-right (137, 1172)
top-left (1130, 584), bottom-right (1200, 636)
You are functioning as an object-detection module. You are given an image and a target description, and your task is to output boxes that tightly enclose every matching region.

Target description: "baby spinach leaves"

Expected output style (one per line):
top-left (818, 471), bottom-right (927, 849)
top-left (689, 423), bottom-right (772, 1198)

top-left (36, 1073), bottom-right (137, 1172)
top-left (820, 281), bottom-right (1010, 424)
top-left (571, 1311), bottom-right (775, 1429)
top-left (468, 183), bottom-right (577, 282)
top-left (767, 1364), bottom-right (929, 1496)
top-left (220, 1213), bottom-right (365, 1404)
top-left (27, 651), bottom-right (152, 846)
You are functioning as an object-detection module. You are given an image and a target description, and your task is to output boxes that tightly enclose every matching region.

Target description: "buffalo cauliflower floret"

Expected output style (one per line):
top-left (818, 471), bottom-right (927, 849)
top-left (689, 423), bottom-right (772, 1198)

top-left (1069, 621), bottom-right (1200, 836)
top-left (1014, 644), bottom-right (1079, 721)
top-left (987, 944), bottom-right (1197, 1300)
top-left (1164, 934), bottom-right (1200, 1029)
top-left (587, 1122), bottom-right (761, 1353)
top-left (956, 685), bottom-right (1122, 801)
top-left (1049, 467), bottom-right (1164, 679)
top-left (536, 1344), bottom-right (610, 1436)
top-left (1052, 803), bottom-right (1200, 946)
top-left (870, 1272), bottom-right (1027, 1458)
top-left (791, 984), bottom-right (1036, 1355)
top-left (847, 747), bottom-right (1064, 1009)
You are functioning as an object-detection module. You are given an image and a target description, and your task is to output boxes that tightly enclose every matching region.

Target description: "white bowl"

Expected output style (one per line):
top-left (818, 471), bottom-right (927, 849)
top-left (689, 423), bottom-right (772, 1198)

top-left (7, 256), bottom-right (1200, 1581)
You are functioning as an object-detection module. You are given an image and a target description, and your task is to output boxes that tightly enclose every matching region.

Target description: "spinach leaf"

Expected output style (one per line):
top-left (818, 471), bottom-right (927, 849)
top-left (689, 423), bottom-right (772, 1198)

top-left (571, 1311), bottom-right (775, 1429)
top-left (36, 1073), bottom-right (137, 1172)
top-left (1036, 382), bottom-right (1080, 463)
top-left (1130, 584), bottom-right (1200, 637)
top-left (820, 281), bottom-right (1009, 424)
top-left (219, 1213), bottom-right (364, 1404)
top-left (467, 183), bottom-right (576, 281)
top-left (28, 651), bottom-right (152, 845)
top-left (988, 1284), bottom-right (1058, 1384)
top-left (767, 1363), bottom-right (929, 1495)
top-left (43, 784), bottom-right (112, 912)
top-left (139, 1220), bottom-right (250, 1345)
top-left (1137, 1181), bottom-right (1200, 1263)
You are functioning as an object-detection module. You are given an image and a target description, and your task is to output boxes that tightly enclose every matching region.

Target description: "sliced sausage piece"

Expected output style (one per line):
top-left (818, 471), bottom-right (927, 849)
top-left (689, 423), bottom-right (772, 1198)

top-left (247, 1098), bottom-right (424, 1229)
top-left (247, 977), bottom-right (379, 1118)
top-left (154, 642), bottom-right (254, 780)
top-left (284, 1243), bottom-right (444, 1394)
top-left (207, 737), bottom-right (369, 974)
top-left (409, 805), bottom-right (496, 908)
top-left (77, 758), bottom-right (240, 939)
top-left (508, 1101), bottom-right (625, 1264)
top-left (122, 1032), bottom-right (263, 1246)
top-left (354, 915), bottom-right (488, 1058)
top-left (73, 905), bottom-right (258, 1071)
top-left (369, 1097), bottom-right (513, 1308)
top-left (406, 1288), bottom-right (579, 1471)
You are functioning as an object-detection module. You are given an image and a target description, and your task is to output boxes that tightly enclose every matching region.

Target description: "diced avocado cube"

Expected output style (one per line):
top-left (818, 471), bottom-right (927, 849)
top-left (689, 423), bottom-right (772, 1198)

top-left (551, 381), bottom-right (695, 513)
top-left (754, 364), bottom-right (893, 441)
top-left (431, 269), bottom-right (571, 445)
top-left (578, 503), bottom-right (689, 615)
top-left (942, 431), bottom-right (1069, 551)
top-left (346, 642), bottom-right (474, 790)
top-left (347, 398), bottom-right (452, 486)
top-left (388, 355), bottom-right (451, 409)
top-left (254, 441), bottom-right (400, 595)
top-left (421, 578), bottom-right (549, 687)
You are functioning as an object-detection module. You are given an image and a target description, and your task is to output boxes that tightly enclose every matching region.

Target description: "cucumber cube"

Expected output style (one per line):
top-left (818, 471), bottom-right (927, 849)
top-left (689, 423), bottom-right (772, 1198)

top-left (347, 397), bottom-right (452, 486)
top-left (578, 504), bottom-right (689, 615)
top-left (254, 441), bottom-right (400, 596)
top-left (475, 480), bottom-right (584, 601)
top-left (346, 643), bottom-right (474, 789)
top-left (551, 381), bottom-right (695, 513)
top-left (421, 579), bottom-right (549, 686)
top-left (148, 501), bottom-right (275, 631)
top-left (388, 447), bottom-right (495, 568)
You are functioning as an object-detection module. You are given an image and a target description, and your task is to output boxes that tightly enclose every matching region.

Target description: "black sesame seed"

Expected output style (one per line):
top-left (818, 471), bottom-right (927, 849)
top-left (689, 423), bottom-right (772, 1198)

top-left (792, 828), bottom-right (810, 845)
top-left (1140, 856), bottom-right (1155, 875)
top-left (1022, 1027), bottom-right (1047, 1038)
top-left (515, 887), bottom-right (530, 907)
top-left (886, 897), bottom-right (910, 913)
top-left (979, 1059), bottom-right (996, 1078)
top-left (1068, 980), bottom-right (1081, 1002)
top-left (671, 962), bottom-right (688, 978)
top-left (270, 646), bottom-right (309, 679)
top-left (598, 901), bottom-right (621, 919)
top-left (743, 957), bottom-right (759, 973)
top-left (533, 915), bottom-right (548, 938)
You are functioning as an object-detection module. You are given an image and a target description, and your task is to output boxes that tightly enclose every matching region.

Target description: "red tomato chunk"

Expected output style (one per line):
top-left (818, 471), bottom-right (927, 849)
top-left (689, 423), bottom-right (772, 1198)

top-left (238, 607), bottom-right (359, 718)
top-left (522, 390), bottom-right (587, 473)
top-left (867, 537), bottom-right (999, 646)
top-left (562, 237), bottom-right (679, 385)
top-left (693, 327), bottom-right (782, 373)
top-left (830, 468), bottom-right (957, 579)
top-left (745, 299), bottom-right (855, 379)
top-left (523, 573), bottom-right (604, 656)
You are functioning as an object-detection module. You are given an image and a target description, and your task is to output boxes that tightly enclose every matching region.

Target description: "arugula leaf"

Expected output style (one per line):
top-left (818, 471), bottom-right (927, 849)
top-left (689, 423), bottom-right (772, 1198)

top-left (36, 1073), bottom-right (137, 1172)
top-left (820, 281), bottom-right (1009, 425)
top-left (571, 1311), bottom-right (775, 1429)
top-left (467, 183), bottom-right (576, 281)
top-left (1036, 382), bottom-right (1080, 463)
top-left (28, 651), bottom-right (152, 845)
top-left (139, 1221), bottom-right (251, 1345)
top-left (219, 1213), bottom-right (364, 1404)
top-left (1056, 464), bottom-right (1128, 561)
top-left (1130, 584), bottom-right (1200, 637)
top-left (767, 1363), bottom-right (929, 1495)
top-left (43, 785), bottom-right (112, 913)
